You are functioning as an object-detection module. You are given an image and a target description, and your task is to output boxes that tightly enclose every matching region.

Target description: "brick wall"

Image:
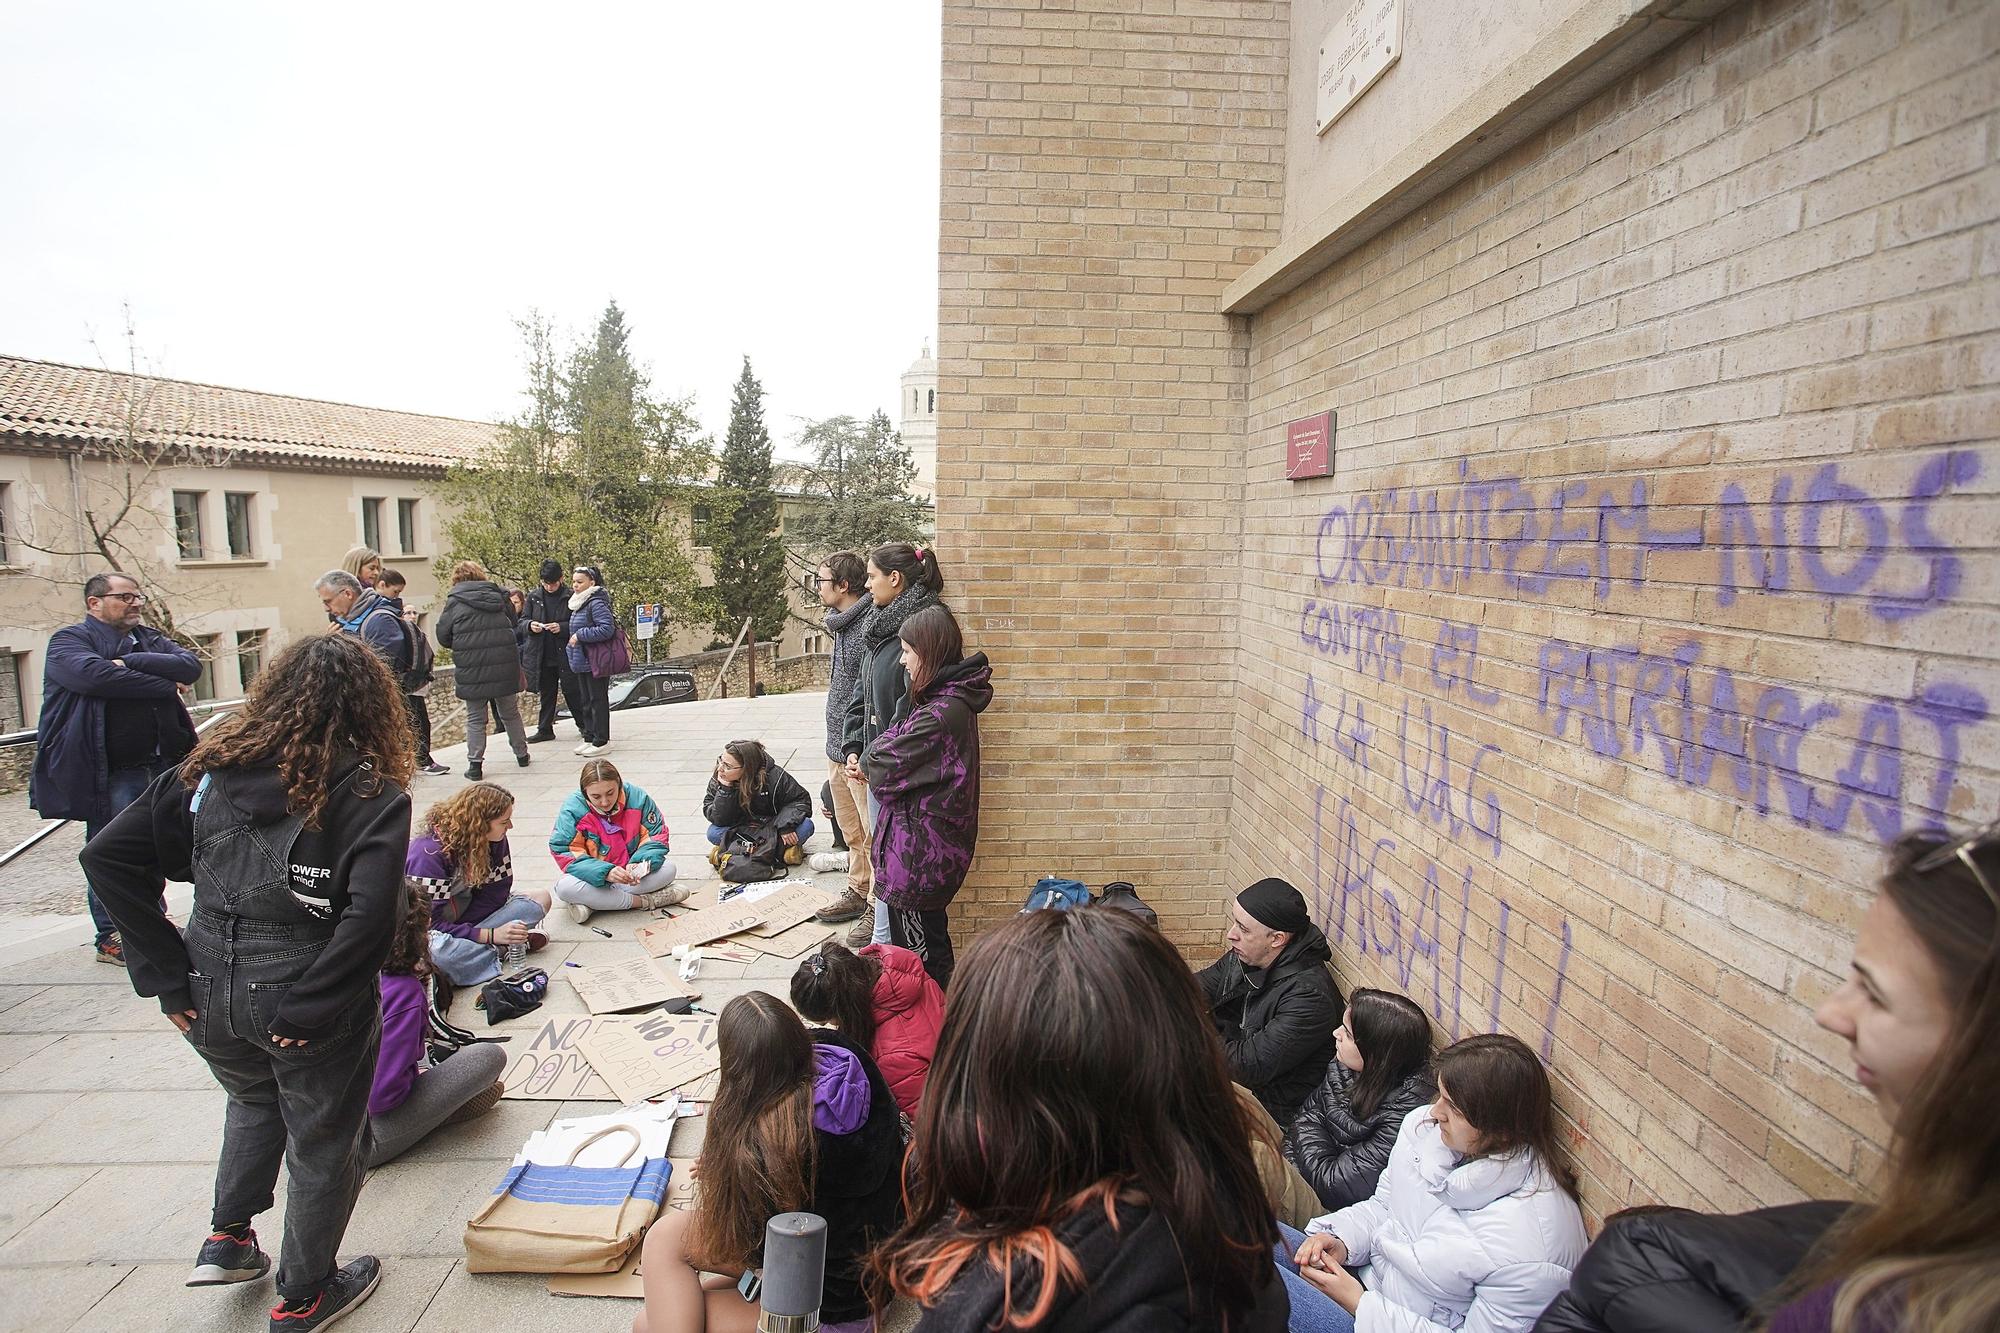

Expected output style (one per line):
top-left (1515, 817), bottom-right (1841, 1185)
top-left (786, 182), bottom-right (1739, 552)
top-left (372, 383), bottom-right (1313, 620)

top-left (937, 0), bottom-right (1290, 938)
top-left (1231, 0), bottom-right (1999, 1219)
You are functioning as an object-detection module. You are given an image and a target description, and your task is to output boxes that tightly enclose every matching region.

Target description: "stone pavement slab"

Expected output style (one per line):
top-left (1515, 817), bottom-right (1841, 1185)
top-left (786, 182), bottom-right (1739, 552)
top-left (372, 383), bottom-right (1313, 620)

top-left (0, 691), bottom-right (900, 1332)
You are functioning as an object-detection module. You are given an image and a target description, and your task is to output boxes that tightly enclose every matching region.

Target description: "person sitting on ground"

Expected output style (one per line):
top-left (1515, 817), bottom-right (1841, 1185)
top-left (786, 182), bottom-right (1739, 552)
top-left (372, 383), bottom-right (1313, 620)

top-left (790, 940), bottom-right (944, 1120)
top-left (1534, 826), bottom-right (2000, 1333)
top-left (548, 758), bottom-right (684, 924)
top-left (406, 782), bottom-right (550, 987)
top-left (1281, 1033), bottom-right (1587, 1333)
top-left (872, 906), bottom-right (1289, 1331)
top-left (435, 560), bottom-right (531, 782)
top-left (637, 991), bottom-right (904, 1333)
top-left (367, 881), bottom-right (506, 1167)
top-left (1196, 876), bottom-right (1345, 1131)
top-left (702, 739), bottom-right (815, 867)
top-left (1284, 988), bottom-right (1436, 1213)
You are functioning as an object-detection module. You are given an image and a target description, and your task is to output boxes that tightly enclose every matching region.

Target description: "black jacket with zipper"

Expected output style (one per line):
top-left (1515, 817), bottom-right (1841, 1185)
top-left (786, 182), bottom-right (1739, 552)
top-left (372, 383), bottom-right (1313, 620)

top-left (702, 760), bottom-right (813, 835)
top-left (436, 579), bottom-right (523, 701)
top-left (1195, 924), bottom-right (1344, 1130)
top-left (1283, 1061), bottom-right (1435, 1212)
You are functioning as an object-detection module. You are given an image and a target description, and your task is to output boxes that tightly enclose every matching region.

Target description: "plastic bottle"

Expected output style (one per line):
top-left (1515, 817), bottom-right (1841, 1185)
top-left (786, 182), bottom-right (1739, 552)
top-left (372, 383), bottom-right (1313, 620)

top-left (504, 936), bottom-right (526, 972)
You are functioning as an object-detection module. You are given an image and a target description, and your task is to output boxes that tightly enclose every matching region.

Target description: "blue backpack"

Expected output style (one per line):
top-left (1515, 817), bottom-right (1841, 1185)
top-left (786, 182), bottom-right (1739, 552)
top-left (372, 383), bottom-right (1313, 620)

top-left (1020, 877), bottom-right (1092, 913)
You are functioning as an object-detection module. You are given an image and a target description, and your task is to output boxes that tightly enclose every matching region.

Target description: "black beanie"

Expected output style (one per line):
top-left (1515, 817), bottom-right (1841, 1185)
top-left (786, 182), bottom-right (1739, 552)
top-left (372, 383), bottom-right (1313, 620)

top-left (1237, 876), bottom-right (1311, 935)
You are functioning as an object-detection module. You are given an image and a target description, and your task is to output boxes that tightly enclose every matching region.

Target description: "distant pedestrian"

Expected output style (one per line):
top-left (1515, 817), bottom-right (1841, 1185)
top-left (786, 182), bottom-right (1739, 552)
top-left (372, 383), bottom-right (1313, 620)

top-left (814, 551), bottom-right (873, 933)
top-left (521, 559), bottom-right (580, 743)
top-left (81, 632), bottom-right (412, 1332)
top-left (862, 603), bottom-right (991, 990)
top-left (564, 565), bottom-right (617, 756)
top-left (373, 568), bottom-right (447, 778)
top-left (434, 560), bottom-right (530, 782)
top-left (315, 570), bottom-right (411, 677)
top-left (29, 571), bottom-right (199, 965)
top-left (339, 545), bottom-right (382, 590)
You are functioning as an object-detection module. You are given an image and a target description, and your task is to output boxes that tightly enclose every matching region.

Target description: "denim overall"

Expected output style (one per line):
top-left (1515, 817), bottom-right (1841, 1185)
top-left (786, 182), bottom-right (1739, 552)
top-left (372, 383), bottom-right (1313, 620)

top-left (181, 765), bottom-right (386, 1301)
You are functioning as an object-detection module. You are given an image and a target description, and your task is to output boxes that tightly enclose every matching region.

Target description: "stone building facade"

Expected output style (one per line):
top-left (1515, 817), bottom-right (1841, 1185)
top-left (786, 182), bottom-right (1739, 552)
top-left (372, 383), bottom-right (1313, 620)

top-left (938, 0), bottom-right (1999, 1217)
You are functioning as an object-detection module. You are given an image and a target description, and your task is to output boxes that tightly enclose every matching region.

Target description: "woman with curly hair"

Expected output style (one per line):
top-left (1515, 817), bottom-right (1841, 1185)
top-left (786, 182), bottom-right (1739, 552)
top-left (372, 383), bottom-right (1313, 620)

top-left (366, 881), bottom-right (507, 1167)
top-left (84, 632), bottom-right (414, 1330)
top-left (407, 782), bottom-right (550, 987)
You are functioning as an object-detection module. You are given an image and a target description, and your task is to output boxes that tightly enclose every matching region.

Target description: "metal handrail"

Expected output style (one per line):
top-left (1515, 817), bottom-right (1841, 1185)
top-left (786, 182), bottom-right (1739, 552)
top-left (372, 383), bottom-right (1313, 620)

top-left (0, 702), bottom-right (245, 869)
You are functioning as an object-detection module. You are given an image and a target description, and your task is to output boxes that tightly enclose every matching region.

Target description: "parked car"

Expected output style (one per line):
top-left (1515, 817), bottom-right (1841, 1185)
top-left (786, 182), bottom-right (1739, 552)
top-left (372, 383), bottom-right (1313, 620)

top-left (556, 667), bottom-right (698, 718)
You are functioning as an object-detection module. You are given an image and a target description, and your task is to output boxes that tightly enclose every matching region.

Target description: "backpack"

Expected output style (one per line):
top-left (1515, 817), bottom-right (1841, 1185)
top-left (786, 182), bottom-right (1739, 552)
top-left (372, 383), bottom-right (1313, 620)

top-left (1020, 877), bottom-right (1092, 913)
top-left (401, 619), bottom-right (437, 690)
top-left (1094, 880), bottom-right (1160, 928)
top-left (478, 967), bottom-right (548, 1026)
top-left (719, 824), bottom-right (787, 884)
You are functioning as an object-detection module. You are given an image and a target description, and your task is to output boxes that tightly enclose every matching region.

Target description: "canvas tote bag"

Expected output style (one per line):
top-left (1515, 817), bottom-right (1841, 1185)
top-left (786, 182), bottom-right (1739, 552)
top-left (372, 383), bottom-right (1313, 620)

top-left (463, 1123), bottom-right (670, 1273)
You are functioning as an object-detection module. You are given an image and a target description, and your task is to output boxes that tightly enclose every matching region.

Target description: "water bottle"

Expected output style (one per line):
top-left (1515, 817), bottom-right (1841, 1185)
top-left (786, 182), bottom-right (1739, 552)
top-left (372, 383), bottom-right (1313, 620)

top-left (503, 933), bottom-right (526, 972)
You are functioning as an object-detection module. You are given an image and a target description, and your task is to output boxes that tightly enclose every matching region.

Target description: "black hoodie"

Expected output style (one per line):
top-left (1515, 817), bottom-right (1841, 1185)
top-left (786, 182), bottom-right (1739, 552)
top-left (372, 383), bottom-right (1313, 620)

top-left (1195, 923), bottom-right (1344, 1130)
top-left (81, 758), bottom-right (410, 1040)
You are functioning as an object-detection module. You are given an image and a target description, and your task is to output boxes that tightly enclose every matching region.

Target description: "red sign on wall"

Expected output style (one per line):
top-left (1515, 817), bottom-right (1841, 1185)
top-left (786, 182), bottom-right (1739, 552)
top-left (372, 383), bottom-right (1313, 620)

top-left (1287, 410), bottom-right (1336, 480)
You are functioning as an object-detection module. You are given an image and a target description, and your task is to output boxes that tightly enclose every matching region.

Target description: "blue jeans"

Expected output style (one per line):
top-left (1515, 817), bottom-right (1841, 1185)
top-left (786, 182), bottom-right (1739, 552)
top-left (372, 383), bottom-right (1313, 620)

top-left (428, 896), bottom-right (546, 987)
top-left (1276, 1222), bottom-right (1358, 1333)
top-left (84, 763), bottom-right (170, 945)
top-left (705, 818), bottom-right (814, 847)
top-left (866, 787), bottom-right (890, 944)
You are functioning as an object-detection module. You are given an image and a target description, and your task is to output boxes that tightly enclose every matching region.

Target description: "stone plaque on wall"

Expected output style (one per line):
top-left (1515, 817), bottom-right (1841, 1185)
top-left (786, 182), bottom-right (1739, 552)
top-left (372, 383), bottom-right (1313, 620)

top-left (1317, 0), bottom-right (1403, 135)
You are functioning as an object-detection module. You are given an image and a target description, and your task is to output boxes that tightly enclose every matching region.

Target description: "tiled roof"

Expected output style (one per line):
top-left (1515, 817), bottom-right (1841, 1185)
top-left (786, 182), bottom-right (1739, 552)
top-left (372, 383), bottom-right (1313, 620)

top-left (0, 355), bottom-right (502, 473)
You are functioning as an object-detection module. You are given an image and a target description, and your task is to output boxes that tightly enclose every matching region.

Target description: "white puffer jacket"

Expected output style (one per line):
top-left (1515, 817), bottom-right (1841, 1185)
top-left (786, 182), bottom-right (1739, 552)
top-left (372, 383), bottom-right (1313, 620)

top-left (1307, 1106), bottom-right (1587, 1333)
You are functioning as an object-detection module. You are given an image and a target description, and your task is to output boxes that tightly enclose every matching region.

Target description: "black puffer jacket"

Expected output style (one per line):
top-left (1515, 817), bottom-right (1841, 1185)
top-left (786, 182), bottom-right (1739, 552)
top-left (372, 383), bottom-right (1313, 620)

top-left (913, 1193), bottom-right (1291, 1333)
top-left (1283, 1061), bottom-right (1435, 1212)
top-left (1195, 924), bottom-right (1344, 1130)
top-left (841, 584), bottom-right (941, 761)
top-left (436, 580), bottom-right (523, 701)
top-left (1532, 1201), bottom-right (1851, 1333)
top-left (702, 760), bottom-right (813, 836)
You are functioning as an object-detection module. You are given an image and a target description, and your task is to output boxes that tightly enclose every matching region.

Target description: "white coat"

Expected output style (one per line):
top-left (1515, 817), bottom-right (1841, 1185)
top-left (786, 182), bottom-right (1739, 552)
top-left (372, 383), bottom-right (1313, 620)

top-left (1307, 1105), bottom-right (1587, 1333)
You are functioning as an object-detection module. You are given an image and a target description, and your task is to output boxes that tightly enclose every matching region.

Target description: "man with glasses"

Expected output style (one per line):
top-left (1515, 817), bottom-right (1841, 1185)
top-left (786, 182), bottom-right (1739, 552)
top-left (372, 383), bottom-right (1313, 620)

top-left (29, 572), bottom-right (199, 965)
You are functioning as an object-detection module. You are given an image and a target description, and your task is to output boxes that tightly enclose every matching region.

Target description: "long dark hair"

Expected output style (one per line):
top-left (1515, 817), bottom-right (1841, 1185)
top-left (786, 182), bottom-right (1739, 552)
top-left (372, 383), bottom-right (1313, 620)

top-left (683, 993), bottom-right (816, 1273)
top-left (723, 738), bottom-right (770, 810)
top-left (383, 881), bottom-right (434, 979)
top-left (899, 604), bottom-right (964, 700)
top-left (1780, 830), bottom-right (2000, 1332)
top-left (870, 541), bottom-right (944, 598)
top-left (790, 944), bottom-right (883, 1050)
top-left (1345, 988), bottom-right (1432, 1121)
top-left (869, 908), bottom-right (1277, 1328)
top-left (182, 634), bottom-right (412, 828)
top-left (1432, 1033), bottom-right (1579, 1199)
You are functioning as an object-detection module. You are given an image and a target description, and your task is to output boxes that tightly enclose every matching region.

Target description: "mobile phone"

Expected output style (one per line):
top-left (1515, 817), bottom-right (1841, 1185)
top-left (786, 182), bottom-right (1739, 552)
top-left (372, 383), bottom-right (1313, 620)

top-left (736, 1269), bottom-right (761, 1302)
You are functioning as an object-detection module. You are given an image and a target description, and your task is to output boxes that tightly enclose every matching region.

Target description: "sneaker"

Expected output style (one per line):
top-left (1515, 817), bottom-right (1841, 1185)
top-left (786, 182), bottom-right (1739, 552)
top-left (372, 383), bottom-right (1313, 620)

top-left (527, 730), bottom-right (556, 744)
top-left (578, 742), bottom-right (609, 757)
top-left (525, 930), bottom-right (549, 953)
top-left (633, 884), bottom-right (692, 912)
top-left (269, 1255), bottom-right (381, 1332)
top-left (419, 762), bottom-right (450, 777)
top-left (516, 753), bottom-right (531, 768)
top-left (783, 844), bottom-right (806, 866)
top-left (706, 844), bottom-right (724, 869)
top-left (843, 915), bottom-right (874, 949)
top-left (565, 901), bottom-right (592, 925)
top-left (188, 1227), bottom-right (271, 1286)
top-left (814, 889), bottom-right (868, 924)
top-left (442, 1079), bottom-right (505, 1126)
top-left (809, 850), bottom-right (850, 874)
top-left (95, 936), bottom-right (127, 966)
top-left (463, 763), bottom-right (483, 780)
top-left (573, 742), bottom-right (593, 756)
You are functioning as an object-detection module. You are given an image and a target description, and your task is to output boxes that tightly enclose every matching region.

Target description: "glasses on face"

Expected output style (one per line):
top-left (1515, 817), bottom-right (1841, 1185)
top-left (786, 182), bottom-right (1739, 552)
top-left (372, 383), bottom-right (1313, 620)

top-left (1911, 819), bottom-right (2000, 912)
top-left (100, 591), bottom-right (147, 604)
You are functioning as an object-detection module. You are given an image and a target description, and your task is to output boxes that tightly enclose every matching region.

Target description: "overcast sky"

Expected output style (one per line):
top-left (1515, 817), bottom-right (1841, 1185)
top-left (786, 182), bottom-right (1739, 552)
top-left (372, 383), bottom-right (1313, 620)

top-left (0, 1), bottom-right (940, 454)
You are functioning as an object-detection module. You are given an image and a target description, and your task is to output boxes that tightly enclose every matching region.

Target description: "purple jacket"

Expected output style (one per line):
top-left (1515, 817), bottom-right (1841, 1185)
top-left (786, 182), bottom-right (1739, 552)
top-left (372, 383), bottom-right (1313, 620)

top-left (370, 972), bottom-right (428, 1115)
top-left (406, 832), bottom-right (514, 940)
top-left (861, 653), bottom-right (992, 911)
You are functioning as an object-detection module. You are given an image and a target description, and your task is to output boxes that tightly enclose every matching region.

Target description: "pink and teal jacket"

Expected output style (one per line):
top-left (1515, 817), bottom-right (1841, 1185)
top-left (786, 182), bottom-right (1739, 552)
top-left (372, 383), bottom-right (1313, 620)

top-left (547, 781), bottom-right (669, 886)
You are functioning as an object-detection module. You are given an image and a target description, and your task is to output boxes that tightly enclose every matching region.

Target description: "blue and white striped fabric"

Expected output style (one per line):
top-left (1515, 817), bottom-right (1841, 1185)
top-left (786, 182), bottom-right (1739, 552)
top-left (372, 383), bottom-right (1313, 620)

top-left (493, 1158), bottom-right (672, 1207)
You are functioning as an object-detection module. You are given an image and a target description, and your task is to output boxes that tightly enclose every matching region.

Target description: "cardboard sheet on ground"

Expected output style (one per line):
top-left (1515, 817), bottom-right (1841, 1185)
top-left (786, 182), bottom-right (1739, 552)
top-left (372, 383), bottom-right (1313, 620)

top-left (637, 904), bottom-right (767, 956)
top-left (741, 919), bottom-right (838, 958)
top-left (577, 1012), bottom-right (723, 1104)
top-left (740, 884), bottom-right (829, 937)
top-left (545, 1160), bottom-right (695, 1299)
top-left (566, 955), bottom-right (699, 1014)
top-left (500, 1015), bottom-right (621, 1100)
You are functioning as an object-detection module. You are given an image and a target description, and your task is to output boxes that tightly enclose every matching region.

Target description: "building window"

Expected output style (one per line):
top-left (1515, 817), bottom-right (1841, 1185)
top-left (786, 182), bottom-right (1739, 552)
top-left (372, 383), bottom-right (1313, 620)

top-left (927, 389), bottom-right (935, 413)
top-left (692, 504), bottom-right (712, 547)
top-left (2, 652), bottom-right (26, 731)
top-left (193, 635), bottom-right (221, 702)
top-left (397, 498), bottom-right (418, 554)
top-left (235, 629), bottom-right (265, 691)
top-left (173, 490), bottom-right (206, 559)
top-left (224, 492), bottom-right (254, 558)
top-left (0, 481), bottom-right (12, 562)
top-left (361, 497), bottom-right (384, 552)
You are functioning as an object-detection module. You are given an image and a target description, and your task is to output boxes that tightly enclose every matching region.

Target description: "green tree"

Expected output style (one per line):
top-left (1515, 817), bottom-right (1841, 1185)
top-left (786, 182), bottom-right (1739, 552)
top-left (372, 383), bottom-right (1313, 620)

top-left (438, 303), bottom-right (711, 639)
top-left (784, 409), bottom-right (933, 558)
top-left (708, 357), bottom-right (789, 643)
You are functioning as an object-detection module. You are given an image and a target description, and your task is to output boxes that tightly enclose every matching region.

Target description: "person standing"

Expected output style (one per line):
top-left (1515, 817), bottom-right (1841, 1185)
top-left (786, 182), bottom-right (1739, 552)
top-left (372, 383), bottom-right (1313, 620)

top-left (521, 559), bottom-right (578, 743)
top-left (564, 565), bottom-right (616, 756)
top-left (339, 546), bottom-right (382, 590)
top-left (434, 560), bottom-right (531, 782)
top-left (81, 633), bottom-right (412, 1332)
top-left (315, 570), bottom-right (410, 676)
top-left (812, 551), bottom-right (873, 932)
top-left (30, 572), bottom-right (200, 965)
top-left (373, 568), bottom-right (448, 778)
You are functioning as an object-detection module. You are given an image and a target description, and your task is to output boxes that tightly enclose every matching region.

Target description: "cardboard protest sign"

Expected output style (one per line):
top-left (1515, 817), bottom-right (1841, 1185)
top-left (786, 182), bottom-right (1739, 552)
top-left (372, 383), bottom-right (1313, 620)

top-left (637, 903), bottom-right (767, 956)
top-left (577, 1011), bottom-right (722, 1104)
top-left (566, 955), bottom-right (699, 1014)
top-left (741, 884), bottom-right (830, 937)
top-left (740, 919), bottom-right (838, 959)
top-left (500, 1015), bottom-right (620, 1100)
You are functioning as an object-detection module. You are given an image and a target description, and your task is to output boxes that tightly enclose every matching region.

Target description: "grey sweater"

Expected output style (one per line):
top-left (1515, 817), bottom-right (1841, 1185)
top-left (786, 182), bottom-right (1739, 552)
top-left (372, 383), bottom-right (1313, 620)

top-left (823, 598), bottom-right (871, 763)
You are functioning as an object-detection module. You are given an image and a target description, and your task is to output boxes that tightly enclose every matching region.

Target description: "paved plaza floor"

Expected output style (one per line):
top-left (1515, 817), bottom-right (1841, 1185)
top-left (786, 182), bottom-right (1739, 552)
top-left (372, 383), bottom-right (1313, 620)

top-left (0, 689), bottom-right (914, 1332)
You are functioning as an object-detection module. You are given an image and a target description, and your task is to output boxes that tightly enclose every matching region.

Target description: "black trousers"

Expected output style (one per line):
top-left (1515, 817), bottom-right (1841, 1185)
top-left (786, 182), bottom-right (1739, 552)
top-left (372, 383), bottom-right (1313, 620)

top-left (404, 692), bottom-right (434, 765)
top-left (887, 905), bottom-right (955, 991)
top-left (536, 659), bottom-right (582, 734)
top-left (573, 672), bottom-right (612, 746)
